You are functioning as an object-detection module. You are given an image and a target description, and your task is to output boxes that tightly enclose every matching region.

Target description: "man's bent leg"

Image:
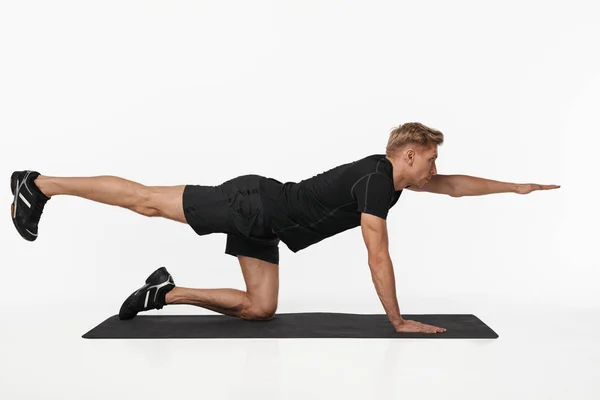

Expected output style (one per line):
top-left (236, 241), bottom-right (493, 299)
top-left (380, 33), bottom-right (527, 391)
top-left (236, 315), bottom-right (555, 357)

top-left (34, 175), bottom-right (187, 223)
top-left (165, 255), bottom-right (279, 320)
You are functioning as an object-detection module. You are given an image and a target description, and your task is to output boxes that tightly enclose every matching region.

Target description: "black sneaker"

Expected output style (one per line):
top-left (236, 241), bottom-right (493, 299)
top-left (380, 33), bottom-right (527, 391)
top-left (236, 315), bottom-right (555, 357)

top-left (11, 170), bottom-right (51, 241)
top-left (119, 267), bottom-right (176, 320)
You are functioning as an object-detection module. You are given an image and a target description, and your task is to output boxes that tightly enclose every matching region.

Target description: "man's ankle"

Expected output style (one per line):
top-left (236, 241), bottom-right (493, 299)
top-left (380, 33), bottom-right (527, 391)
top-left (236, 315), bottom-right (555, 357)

top-left (33, 176), bottom-right (53, 198)
top-left (165, 287), bottom-right (179, 304)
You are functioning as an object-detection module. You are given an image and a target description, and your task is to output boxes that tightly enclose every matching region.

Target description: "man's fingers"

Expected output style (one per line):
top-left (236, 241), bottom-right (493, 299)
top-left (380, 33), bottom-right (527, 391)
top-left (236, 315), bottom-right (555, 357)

top-left (524, 184), bottom-right (560, 192)
top-left (422, 323), bottom-right (446, 333)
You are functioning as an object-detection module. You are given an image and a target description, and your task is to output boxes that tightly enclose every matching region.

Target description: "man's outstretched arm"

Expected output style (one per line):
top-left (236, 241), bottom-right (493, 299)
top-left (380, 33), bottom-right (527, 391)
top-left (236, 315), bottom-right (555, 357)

top-left (406, 174), bottom-right (560, 197)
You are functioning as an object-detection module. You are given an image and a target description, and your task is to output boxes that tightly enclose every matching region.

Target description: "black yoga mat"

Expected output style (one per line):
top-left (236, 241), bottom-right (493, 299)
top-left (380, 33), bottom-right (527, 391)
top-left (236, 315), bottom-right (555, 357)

top-left (82, 313), bottom-right (498, 339)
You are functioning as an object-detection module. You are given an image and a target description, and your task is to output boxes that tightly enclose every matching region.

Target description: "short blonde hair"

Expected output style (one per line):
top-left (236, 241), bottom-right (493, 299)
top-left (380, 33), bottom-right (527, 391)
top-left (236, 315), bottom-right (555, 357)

top-left (386, 122), bottom-right (444, 157)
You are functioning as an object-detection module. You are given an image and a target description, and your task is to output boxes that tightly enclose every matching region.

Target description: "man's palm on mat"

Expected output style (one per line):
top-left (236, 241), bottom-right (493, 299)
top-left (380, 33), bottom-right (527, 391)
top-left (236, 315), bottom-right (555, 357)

top-left (395, 320), bottom-right (446, 334)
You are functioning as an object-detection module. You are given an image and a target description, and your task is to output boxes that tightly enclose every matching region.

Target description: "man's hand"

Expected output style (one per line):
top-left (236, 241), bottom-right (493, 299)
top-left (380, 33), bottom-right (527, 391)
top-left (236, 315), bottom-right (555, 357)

top-left (514, 183), bottom-right (561, 195)
top-left (394, 319), bottom-right (446, 334)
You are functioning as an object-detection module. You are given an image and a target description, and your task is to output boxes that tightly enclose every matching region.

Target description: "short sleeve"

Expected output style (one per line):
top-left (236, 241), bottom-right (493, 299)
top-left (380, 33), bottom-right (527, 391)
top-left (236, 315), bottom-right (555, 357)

top-left (352, 173), bottom-right (394, 220)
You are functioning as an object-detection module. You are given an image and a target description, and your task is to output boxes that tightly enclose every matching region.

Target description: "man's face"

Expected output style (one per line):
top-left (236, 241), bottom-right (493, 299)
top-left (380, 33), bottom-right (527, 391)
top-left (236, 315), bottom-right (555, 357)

top-left (413, 145), bottom-right (438, 187)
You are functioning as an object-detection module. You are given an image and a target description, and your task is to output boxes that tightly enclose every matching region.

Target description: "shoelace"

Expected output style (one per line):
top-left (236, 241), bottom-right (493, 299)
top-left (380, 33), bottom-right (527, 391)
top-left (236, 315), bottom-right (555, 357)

top-left (30, 198), bottom-right (46, 223)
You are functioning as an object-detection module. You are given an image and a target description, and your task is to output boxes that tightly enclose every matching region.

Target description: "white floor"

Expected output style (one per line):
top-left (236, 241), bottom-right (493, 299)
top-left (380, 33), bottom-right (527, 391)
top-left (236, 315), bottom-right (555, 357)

top-left (1, 300), bottom-right (598, 400)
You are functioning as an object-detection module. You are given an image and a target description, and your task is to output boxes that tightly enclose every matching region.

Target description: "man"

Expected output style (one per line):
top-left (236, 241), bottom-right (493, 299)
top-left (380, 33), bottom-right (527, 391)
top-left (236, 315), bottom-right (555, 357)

top-left (10, 122), bottom-right (560, 334)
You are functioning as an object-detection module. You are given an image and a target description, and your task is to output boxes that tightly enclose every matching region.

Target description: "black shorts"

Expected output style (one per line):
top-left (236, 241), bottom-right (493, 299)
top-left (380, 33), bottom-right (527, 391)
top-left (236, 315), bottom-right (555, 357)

top-left (182, 174), bottom-right (280, 264)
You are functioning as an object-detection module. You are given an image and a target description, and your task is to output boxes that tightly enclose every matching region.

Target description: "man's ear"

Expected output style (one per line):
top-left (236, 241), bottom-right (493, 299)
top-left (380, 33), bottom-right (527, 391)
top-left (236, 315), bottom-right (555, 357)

top-left (404, 148), bottom-right (415, 166)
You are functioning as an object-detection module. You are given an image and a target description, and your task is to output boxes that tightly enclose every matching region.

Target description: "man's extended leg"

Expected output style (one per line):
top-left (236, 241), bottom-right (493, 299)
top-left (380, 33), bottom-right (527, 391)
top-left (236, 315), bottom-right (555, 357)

top-left (11, 170), bottom-right (188, 241)
top-left (34, 174), bottom-right (188, 222)
top-left (165, 255), bottom-right (279, 320)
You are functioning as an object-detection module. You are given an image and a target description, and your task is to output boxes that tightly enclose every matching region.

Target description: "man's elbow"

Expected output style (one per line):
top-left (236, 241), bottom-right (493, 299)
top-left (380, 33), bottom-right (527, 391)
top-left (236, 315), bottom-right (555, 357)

top-left (416, 175), bottom-right (461, 197)
top-left (368, 251), bottom-right (391, 267)
top-left (444, 175), bottom-right (462, 197)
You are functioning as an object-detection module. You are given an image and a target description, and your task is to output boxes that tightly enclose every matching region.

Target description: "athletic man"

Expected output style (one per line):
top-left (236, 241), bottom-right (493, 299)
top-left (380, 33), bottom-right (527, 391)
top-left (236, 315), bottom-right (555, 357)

top-left (10, 122), bottom-right (560, 334)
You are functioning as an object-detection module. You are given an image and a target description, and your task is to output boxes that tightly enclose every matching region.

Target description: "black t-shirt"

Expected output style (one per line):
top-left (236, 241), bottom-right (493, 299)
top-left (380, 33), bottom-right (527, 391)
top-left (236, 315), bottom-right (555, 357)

top-left (258, 154), bottom-right (403, 252)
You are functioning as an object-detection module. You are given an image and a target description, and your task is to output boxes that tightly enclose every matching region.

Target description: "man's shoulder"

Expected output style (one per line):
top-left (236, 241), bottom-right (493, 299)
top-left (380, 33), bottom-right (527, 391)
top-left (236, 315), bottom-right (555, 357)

top-left (350, 153), bottom-right (393, 180)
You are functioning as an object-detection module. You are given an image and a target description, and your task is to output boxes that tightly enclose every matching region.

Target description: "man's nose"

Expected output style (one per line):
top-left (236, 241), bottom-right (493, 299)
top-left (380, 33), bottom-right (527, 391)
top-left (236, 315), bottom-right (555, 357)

top-left (431, 163), bottom-right (437, 175)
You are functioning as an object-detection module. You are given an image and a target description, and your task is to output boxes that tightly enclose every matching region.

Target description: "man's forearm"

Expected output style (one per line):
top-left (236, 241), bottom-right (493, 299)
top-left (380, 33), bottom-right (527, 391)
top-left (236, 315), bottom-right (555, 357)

top-left (369, 257), bottom-right (404, 328)
top-left (450, 174), bottom-right (517, 197)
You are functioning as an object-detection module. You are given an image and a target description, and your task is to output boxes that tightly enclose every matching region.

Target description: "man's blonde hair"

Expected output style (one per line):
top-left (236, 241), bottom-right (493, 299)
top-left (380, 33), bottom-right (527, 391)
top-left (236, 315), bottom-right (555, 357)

top-left (386, 122), bottom-right (444, 157)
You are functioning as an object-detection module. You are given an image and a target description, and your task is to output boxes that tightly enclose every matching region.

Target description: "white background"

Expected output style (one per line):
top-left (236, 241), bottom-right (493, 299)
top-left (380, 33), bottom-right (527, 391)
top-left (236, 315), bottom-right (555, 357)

top-left (1, 1), bottom-right (599, 399)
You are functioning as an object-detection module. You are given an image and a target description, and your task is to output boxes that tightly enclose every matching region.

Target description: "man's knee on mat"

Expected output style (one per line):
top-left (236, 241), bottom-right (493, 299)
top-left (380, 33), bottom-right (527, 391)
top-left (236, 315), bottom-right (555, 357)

top-left (241, 300), bottom-right (277, 320)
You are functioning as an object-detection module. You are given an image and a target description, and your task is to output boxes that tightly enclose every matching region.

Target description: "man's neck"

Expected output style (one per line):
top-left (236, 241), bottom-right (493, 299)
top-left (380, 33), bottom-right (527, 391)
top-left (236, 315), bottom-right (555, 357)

top-left (385, 155), bottom-right (411, 190)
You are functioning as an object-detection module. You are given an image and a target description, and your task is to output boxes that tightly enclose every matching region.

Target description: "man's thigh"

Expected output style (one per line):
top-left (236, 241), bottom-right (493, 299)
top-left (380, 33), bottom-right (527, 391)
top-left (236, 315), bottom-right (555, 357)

top-left (181, 174), bottom-right (271, 236)
top-left (181, 184), bottom-right (234, 235)
top-left (225, 232), bottom-right (279, 264)
top-left (147, 185), bottom-right (187, 223)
